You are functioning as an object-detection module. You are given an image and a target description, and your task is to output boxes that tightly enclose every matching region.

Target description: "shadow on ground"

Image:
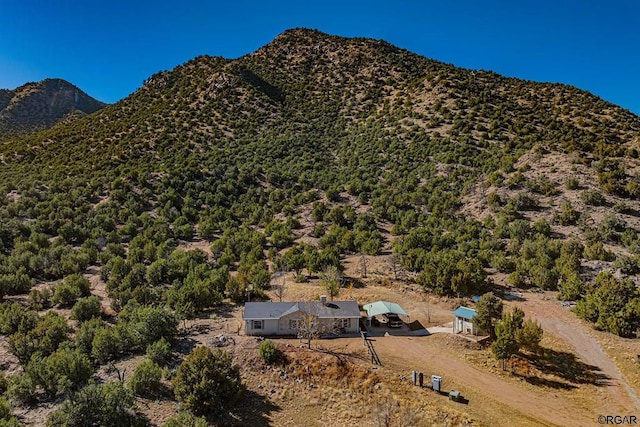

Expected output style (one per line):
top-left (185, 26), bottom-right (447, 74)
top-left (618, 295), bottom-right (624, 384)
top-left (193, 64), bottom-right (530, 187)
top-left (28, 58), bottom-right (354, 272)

top-left (519, 347), bottom-right (610, 389)
top-left (220, 389), bottom-right (281, 426)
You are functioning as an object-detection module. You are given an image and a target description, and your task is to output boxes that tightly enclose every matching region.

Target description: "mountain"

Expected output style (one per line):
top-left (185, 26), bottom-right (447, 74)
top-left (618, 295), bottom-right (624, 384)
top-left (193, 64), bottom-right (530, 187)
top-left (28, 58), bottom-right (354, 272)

top-left (0, 78), bottom-right (106, 140)
top-left (1, 27), bottom-right (639, 300)
top-left (3, 29), bottom-right (639, 179)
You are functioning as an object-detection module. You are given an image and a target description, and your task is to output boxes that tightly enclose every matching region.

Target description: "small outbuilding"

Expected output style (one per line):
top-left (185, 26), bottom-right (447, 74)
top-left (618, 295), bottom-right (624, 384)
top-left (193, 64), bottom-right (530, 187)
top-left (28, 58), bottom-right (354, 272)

top-left (452, 306), bottom-right (479, 335)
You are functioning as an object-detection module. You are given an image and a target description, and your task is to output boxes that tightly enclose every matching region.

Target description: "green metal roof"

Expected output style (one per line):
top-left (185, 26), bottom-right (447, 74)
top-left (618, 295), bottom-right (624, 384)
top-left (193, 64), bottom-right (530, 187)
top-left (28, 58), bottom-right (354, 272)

top-left (452, 306), bottom-right (477, 320)
top-left (363, 301), bottom-right (408, 318)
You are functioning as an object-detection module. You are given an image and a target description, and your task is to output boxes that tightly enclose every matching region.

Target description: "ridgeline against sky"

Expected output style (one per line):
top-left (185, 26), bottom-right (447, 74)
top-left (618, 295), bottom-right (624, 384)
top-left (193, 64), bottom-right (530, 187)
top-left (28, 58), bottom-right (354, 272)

top-left (0, 1), bottom-right (639, 114)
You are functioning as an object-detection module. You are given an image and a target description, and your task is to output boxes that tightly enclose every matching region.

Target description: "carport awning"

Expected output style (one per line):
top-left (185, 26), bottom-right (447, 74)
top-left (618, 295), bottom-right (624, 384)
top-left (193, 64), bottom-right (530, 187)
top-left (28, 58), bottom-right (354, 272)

top-left (363, 301), bottom-right (408, 318)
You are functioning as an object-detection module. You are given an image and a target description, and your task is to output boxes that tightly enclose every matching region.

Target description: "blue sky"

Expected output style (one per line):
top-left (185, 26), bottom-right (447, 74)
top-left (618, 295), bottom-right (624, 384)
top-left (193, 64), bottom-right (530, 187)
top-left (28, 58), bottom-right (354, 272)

top-left (1, 1), bottom-right (638, 115)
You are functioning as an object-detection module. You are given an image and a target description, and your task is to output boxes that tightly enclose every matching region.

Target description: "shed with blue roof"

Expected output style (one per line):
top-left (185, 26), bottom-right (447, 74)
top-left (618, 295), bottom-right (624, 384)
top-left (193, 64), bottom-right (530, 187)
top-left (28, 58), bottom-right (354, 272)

top-left (452, 306), bottom-right (480, 335)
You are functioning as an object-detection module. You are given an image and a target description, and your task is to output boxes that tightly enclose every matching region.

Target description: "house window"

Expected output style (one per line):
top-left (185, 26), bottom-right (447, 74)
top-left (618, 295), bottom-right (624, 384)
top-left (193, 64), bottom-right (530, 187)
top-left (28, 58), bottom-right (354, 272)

top-left (335, 318), bottom-right (350, 328)
top-left (289, 319), bottom-right (300, 330)
top-left (252, 320), bottom-right (263, 330)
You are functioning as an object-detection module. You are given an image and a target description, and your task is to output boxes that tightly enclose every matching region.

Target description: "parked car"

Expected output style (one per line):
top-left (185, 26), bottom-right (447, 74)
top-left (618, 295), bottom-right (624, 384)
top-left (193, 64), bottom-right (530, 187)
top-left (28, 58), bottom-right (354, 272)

top-left (383, 313), bottom-right (403, 328)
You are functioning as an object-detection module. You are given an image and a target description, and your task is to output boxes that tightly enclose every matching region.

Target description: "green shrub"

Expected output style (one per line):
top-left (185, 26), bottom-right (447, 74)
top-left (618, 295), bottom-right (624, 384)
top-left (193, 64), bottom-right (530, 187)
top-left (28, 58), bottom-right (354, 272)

top-left (575, 273), bottom-right (640, 337)
top-left (613, 254), bottom-right (640, 275)
top-left (119, 303), bottom-right (177, 348)
top-left (52, 274), bottom-right (91, 307)
top-left (71, 295), bottom-right (103, 322)
top-left (27, 287), bottom-right (52, 310)
top-left (564, 176), bottom-right (580, 190)
top-left (557, 274), bottom-right (584, 301)
top-left (146, 337), bottom-right (172, 366)
top-left (516, 319), bottom-right (543, 353)
top-left (554, 201), bottom-right (580, 225)
top-left (9, 311), bottom-right (69, 363)
top-left (91, 326), bottom-right (123, 364)
top-left (27, 347), bottom-right (93, 397)
top-left (258, 339), bottom-right (282, 364)
top-left (47, 381), bottom-right (144, 427)
top-left (507, 270), bottom-right (525, 288)
top-left (52, 282), bottom-right (80, 307)
top-left (128, 359), bottom-right (162, 397)
top-left (172, 347), bottom-right (243, 416)
top-left (584, 241), bottom-right (615, 261)
top-left (8, 374), bottom-right (36, 405)
top-left (0, 302), bottom-right (37, 335)
top-left (75, 317), bottom-right (106, 354)
top-left (0, 397), bottom-right (19, 425)
top-left (486, 192), bottom-right (502, 210)
top-left (162, 411), bottom-right (208, 427)
top-left (0, 372), bottom-right (7, 395)
top-left (581, 189), bottom-right (606, 206)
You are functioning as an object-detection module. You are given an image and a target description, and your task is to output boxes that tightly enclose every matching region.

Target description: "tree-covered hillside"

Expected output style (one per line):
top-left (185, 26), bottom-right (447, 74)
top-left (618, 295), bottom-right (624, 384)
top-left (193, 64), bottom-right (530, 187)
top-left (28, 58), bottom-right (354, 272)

top-left (0, 27), bottom-right (638, 341)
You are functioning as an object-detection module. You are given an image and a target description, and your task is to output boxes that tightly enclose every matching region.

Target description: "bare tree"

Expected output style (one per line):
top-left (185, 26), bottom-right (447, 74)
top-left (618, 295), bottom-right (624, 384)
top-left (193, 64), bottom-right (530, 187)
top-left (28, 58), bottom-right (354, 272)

top-left (424, 301), bottom-right (432, 324)
top-left (271, 264), bottom-right (288, 302)
top-left (321, 265), bottom-right (341, 301)
top-left (388, 253), bottom-right (407, 282)
top-left (372, 397), bottom-right (418, 427)
top-left (107, 362), bottom-right (126, 383)
top-left (357, 254), bottom-right (369, 279)
top-left (297, 308), bottom-right (324, 349)
top-left (372, 398), bottom-right (396, 427)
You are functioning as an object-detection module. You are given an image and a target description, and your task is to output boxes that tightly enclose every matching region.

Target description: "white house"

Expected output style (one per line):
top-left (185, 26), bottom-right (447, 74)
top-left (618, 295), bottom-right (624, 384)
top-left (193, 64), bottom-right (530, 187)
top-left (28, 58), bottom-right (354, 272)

top-left (452, 306), bottom-right (480, 335)
top-left (243, 297), bottom-right (361, 336)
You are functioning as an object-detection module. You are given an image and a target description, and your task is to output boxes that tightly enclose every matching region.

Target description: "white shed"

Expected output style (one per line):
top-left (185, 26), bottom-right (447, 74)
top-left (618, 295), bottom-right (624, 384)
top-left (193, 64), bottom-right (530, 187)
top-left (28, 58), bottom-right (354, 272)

top-left (452, 306), bottom-right (479, 335)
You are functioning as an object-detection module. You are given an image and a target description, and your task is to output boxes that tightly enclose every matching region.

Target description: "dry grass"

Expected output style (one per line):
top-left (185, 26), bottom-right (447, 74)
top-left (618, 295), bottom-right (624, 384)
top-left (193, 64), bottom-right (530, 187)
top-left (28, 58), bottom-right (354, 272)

top-left (591, 329), bottom-right (640, 396)
top-left (234, 337), bottom-right (477, 427)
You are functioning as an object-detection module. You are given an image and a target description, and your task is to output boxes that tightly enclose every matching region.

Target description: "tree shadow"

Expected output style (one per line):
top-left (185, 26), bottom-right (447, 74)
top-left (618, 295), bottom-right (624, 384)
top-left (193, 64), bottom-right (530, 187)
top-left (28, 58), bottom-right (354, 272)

top-left (518, 374), bottom-right (577, 390)
top-left (342, 275), bottom-right (366, 288)
top-left (314, 345), bottom-right (367, 363)
top-left (173, 336), bottom-right (198, 356)
top-left (520, 347), bottom-right (609, 386)
top-left (205, 303), bottom-right (240, 319)
top-left (495, 288), bottom-right (525, 301)
top-left (218, 389), bottom-right (281, 426)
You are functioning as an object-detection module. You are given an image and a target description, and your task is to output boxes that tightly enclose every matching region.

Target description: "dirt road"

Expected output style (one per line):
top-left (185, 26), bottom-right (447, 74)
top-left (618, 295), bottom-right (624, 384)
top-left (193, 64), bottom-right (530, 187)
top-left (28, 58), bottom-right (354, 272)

top-left (514, 292), bottom-right (640, 411)
top-left (372, 335), bottom-right (592, 427)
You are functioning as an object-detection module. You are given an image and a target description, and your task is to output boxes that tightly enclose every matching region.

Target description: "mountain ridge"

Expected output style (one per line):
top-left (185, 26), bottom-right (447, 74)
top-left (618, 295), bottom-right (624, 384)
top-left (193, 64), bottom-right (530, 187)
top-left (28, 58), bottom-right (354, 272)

top-left (1, 29), bottom-right (638, 187)
top-left (0, 78), bottom-right (106, 140)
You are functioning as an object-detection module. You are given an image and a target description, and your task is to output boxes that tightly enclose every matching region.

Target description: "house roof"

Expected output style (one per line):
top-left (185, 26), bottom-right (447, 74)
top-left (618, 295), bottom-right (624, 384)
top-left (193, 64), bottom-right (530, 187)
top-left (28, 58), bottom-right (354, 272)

top-left (452, 306), bottom-right (477, 320)
top-left (362, 301), bottom-right (408, 318)
top-left (243, 301), bottom-right (360, 320)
